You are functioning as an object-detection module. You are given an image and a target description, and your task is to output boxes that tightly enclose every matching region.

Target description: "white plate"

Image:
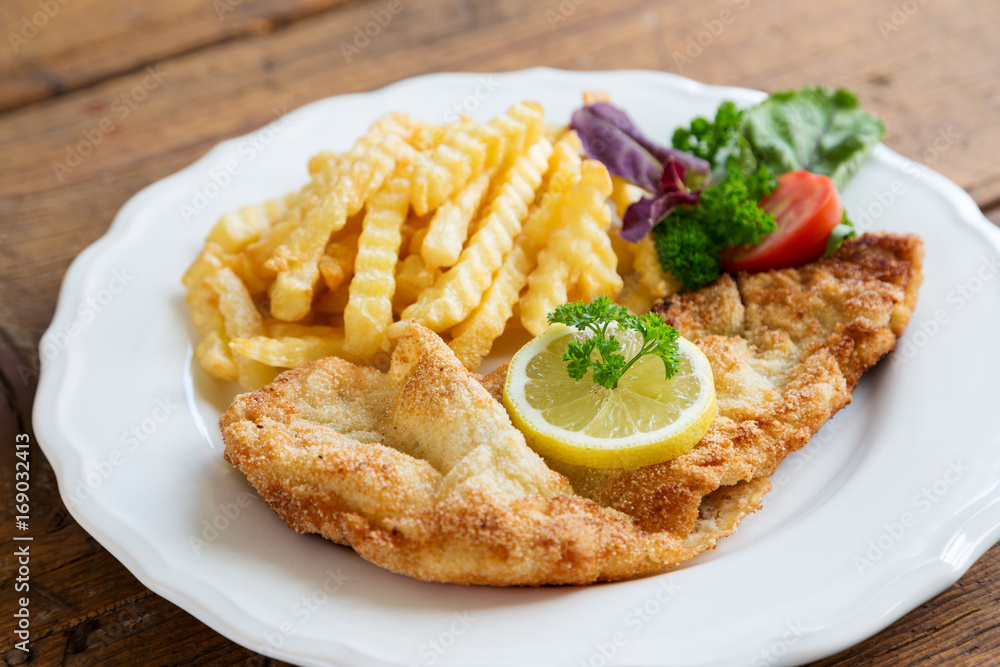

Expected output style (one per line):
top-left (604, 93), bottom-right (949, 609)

top-left (34, 68), bottom-right (1000, 667)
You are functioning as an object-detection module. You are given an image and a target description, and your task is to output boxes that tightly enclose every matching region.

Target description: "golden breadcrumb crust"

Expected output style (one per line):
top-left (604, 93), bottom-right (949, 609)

top-left (221, 232), bottom-right (923, 585)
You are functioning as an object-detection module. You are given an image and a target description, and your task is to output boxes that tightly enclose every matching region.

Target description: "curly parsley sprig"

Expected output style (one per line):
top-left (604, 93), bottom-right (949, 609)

top-left (547, 296), bottom-right (681, 390)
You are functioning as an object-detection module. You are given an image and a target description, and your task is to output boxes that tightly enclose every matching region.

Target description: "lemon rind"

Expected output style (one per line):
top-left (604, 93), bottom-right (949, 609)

top-left (502, 327), bottom-right (717, 469)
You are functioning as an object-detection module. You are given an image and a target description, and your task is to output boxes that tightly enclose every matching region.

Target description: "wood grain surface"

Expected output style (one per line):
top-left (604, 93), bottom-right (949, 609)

top-left (2, 0), bottom-right (999, 665)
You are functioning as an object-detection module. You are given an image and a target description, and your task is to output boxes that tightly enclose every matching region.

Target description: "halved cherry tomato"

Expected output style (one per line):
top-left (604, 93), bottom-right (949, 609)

top-left (721, 170), bottom-right (842, 272)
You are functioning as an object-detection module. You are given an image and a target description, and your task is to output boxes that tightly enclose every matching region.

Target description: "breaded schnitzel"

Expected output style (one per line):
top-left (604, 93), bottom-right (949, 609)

top-left (221, 232), bottom-right (923, 585)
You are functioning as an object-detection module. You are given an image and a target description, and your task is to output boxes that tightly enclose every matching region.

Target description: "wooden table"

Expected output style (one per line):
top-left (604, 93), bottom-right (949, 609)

top-left (2, 0), bottom-right (998, 664)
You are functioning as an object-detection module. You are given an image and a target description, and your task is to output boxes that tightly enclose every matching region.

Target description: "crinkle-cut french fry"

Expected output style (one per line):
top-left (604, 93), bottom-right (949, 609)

top-left (307, 113), bottom-right (421, 190)
top-left (396, 136), bottom-right (553, 333)
top-left (246, 211), bottom-right (300, 278)
top-left (407, 224), bottom-right (430, 258)
top-left (489, 101), bottom-right (545, 170)
top-left (457, 133), bottom-right (583, 344)
top-left (543, 161), bottom-right (621, 303)
top-left (478, 104), bottom-right (545, 212)
top-left (208, 267), bottom-right (276, 389)
top-left (574, 256), bottom-right (622, 303)
top-left (393, 254), bottom-right (440, 314)
top-left (609, 174), bottom-right (645, 219)
top-left (230, 333), bottom-right (345, 369)
top-left (609, 218), bottom-right (636, 277)
top-left (185, 102), bottom-right (633, 382)
top-left (206, 192), bottom-right (297, 254)
top-left (264, 192), bottom-right (300, 223)
top-left (182, 242), bottom-right (225, 292)
top-left (267, 188), bottom-right (349, 322)
top-left (451, 131), bottom-right (582, 354)
top-left (463, 119), bottom-right (505, 171)
top-left (343, 173), bottom-right (411, 360)
top-left (186, 283), bottom-right (223, 336)
top-left (520, 160), bottom-right (620, 334)
top-left (405, 118), bottom-right (503, 216)
top-left (420, 169), bottom-right (494, 269)
top-left (314, 283), bottom-right (350, 314)
top-left (399, 208), bottom-right (431, 259)
top-left (220, 251), bottom-right (271, 297)
top-left (389, 143), bottom-right (455, 216)
top-left (520, 132), bottom-right (583, 251)
top-left (268, 135), bottom-right (403, 322)
top-left (246, 114), bottom-right (415, 290)
top-left (278, 114), bottom-right (416, 270)
top-left (410, 124), bottom-right (438, 152)
top-left (449, 238), bottom-right (533, 371)
top-left (582, 90), bottom-right (613, 106)
top-left (617, 271), bottom-right (657, 315)
top-left (194, 330), bottom-right (238, 380)
top-left (634, 234), bottom-right (681, 299)
top-left (408, 145), bottom-right (469, 217)
top-left (543, 123), bottom-right (569, 143)
top-left (538, 131), bottom-right (582, 197)
top-left (444, 122), bottom-right (494, 173)
top-left (562, 163), bottom-right (621, 301)
top-left (606, 177), bottom-right (648, 295)
top-left (183, 246), bottom-right (239, 379)
top-left (186, 279), bottom-right (238, 381)
top-left (319, 233), bottom-right (360, 292)
top-left (520, 251), bottom-right (570, 336)
top-left (397, 210), bottom-right (431, 261)
top-left (318, 255), bottom-right (344, 293)
top-left (342, 133), bottom-right (413, 215)
top-left (448, 133), bottom-right (585, 350)
top-left (264, 321), bottom-right (341, 338)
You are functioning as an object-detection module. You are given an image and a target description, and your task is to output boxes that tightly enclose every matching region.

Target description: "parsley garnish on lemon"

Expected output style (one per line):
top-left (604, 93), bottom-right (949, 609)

top-left (546, 296), bottom-right (681, 390)
top-left (502, 298), bottom-right (716, 469)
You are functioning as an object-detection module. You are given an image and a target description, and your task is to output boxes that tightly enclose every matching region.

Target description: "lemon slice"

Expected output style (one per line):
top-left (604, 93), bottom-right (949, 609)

top-left (502, 325), bottom-right (716, 469)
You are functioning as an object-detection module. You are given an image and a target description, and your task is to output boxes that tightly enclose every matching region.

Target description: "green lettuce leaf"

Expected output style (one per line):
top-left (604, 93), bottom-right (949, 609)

top-left (824, 212), bottom-right (857, 258)
top-left (740, 87), bottom-right (885, 191)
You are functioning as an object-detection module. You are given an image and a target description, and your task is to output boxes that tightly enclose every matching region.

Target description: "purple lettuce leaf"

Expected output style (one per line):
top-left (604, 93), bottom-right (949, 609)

top-left (571, 102), bottom-right (711, 241)
top-left (621, 190), bottom-right (700, 242)
top-left (577, 103), bottom-right (710, 186)
top-left (620, 155), bottom-right (702, 241)
top-left (660, 155), bottom-right (687, 192)
top-left (570, 106), bottom-right (663, 192)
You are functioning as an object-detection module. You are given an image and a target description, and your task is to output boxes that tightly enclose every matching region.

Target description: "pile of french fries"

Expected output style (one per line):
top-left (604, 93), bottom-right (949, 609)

top-left (182, 100), bottom-right (677, 389)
